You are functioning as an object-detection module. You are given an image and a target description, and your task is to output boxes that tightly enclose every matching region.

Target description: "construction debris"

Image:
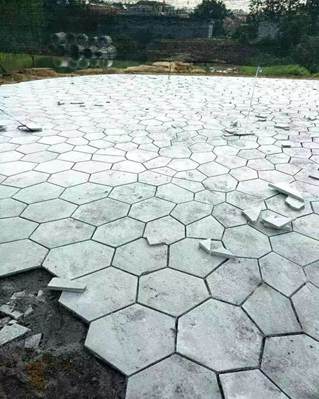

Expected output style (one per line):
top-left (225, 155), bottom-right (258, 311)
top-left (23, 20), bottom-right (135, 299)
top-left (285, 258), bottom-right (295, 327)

top-left (242, 205), bottom-right (262, 223)
top-left (25, 333), bottom-right (42, 349)
top-left (261, 211), bottom-right (292, 229)
top-left (0, 323), bottom-right (30, 346)
top-left (268, 182), bottom-right (303, 201)
top-left (285, 196), bottom-right (305, 210)
top-left (199, 240), bottom-right (237, 259)
top-left (0, 304), bottom-right (23, 320)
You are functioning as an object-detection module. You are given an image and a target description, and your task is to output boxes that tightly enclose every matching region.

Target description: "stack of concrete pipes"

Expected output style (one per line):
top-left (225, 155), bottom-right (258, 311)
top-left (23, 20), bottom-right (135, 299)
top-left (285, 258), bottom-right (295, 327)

top-left (50, 32), bottom-right (117, 60)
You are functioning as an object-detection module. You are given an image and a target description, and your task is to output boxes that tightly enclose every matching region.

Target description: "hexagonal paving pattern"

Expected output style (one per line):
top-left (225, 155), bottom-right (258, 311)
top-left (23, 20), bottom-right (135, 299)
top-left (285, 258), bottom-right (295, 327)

top-left (1, 75), bottom-right (319, 399)
top-left (85, 304), bottom-right (175, 376)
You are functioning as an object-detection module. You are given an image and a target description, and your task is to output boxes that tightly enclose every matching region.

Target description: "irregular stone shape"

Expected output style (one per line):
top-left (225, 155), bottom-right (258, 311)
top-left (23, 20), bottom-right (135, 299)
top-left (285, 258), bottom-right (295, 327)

top-left (177, 299), bottom-right (262, 371)
top-left (171, 201), bottom-right (212, 225)
top-left (186, 216), bottom-right (224, 239)
top-left (221, 370), bottom-right (288, 399)
top-left (261, 211), bottom-right (292, 229)
top-left (113, 238), bottom-right (167, 275)
top-left (129, 197), bottom-right (174, 222)
top-left (126, 354), bottom-right (222, 399)
top-left (13, 182), bottom-right (64, 204)
top-left (61, 182), bottom-right (111, 204)
top-left (31, 218), bottom-right (94, 248)
top-left (139, 269), bottom-right (209, 316)
top-left (286, 196), bottom-right (305, 210)
top-left (271, 232), bottom-right (319, 266)
top-left (21, 199), bottom-right (76, 223)
top-left (242, 205), bottom-right (262, 223)
top-left (110, 182), bottom-right (155, 204)
top-left (260, 252), bottom-right (306, 296)
top-left (0, 239), bottom-right (48, 277)
top-left (262, 335), bottom-right (319, 399)
top-left (0, 198), bottom-right (26, 218)
top-left (293, 214), bottom-right (319, 240)
top-left (204, 174), bottom-right (237, 192)
top-left (144, 216), bottom-right (185, 245)
top-left (0, 217), bottom-right (37, 243)
top-left (213, 202), bottom-right (246, 227)
top-left (43, 240), bottom-right (113, 279)
top-left (293, 284), bottom-right (319, 340)
top-left (170, 238), bottom-right (224, 277)
top-left (223, 225), bottom-right (271, 258)
top-left (207, 258), bottom-right (261, 304)
top-left (243, 285), bottom-right (301, 335)
top-left (85, 304), bottom-right (175, 375)
top-left (269, 182), bottom-right (303, 201)
top-left (59, 268), bottom-right (137, 322)
top-left (93, 217), bottom-right (144, 247)
top-left (305, 261), bottom-right (319, 287)
top-left (156, 183), bottom-right (193, 203)
top-left (73, 198), bottom-right (129, 226)
top-left (48, 277), bottom-right (86, 293)
top-left (0, 324), bottom-right (30, 346)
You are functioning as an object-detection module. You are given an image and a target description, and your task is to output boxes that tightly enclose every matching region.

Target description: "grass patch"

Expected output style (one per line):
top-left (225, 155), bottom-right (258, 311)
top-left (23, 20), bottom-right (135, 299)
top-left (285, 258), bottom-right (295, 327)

top-left (240, 64), bottom-right (311, 77)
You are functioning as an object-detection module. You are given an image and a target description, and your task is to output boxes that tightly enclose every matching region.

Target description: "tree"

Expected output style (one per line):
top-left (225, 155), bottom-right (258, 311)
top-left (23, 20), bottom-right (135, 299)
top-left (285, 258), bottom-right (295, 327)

top-left (192, 0), bottom-right (229, 20)
top-left (249, 0), bottom-right (303, 19)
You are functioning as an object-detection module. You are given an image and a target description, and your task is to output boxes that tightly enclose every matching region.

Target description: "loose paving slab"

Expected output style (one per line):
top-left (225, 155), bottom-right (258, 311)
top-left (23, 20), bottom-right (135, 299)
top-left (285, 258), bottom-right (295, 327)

top-left (1, 75), bottom-right (319, 399)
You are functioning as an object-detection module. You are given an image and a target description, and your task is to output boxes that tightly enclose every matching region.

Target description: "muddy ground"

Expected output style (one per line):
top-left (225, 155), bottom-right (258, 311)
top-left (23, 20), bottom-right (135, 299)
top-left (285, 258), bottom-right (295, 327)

top-left (0, 270), bottom-right (126, 399)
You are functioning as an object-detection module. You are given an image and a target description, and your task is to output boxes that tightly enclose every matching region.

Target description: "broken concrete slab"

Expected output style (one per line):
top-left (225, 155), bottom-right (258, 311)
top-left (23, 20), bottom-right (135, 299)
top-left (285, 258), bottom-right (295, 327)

top-left (211, 241), bottom-right (236, 259)
top-left (242, 205), bottom-right (262, 223)
top-left (47, 277), bottom-right (86, 293)
top-left (25, 333), bottom-right (42, 349)
top-left (285, 196), bottom-right (305, 210)
top-left (0, 323), bottom-right (30, 346)
top-left (268, 182), bottom-right (303, 201)
top-left (261, 211), bottom-right (292, 229)
top-left (199, 239), bottom-right (211, 254)
top-left (0, 304), bottom-right (23, 320)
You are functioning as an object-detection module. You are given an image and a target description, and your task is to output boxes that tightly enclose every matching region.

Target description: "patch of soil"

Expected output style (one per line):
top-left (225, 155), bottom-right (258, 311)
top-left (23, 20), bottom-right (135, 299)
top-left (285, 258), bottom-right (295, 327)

top-left (0, 270), bottom-right (126, 399)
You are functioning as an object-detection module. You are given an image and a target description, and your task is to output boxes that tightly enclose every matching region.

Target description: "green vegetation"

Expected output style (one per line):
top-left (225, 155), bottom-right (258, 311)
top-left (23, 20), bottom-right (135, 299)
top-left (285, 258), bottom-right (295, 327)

top-left (240, 64), bottom-right (312, 77)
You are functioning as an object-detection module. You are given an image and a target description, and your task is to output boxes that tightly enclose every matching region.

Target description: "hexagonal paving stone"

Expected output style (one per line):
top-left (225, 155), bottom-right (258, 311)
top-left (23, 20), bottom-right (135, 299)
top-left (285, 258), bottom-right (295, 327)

top-left (271, 232), bottom-right (319, 266)
top-left (129, 197), bottom-right (174, 222)
top-left (229, 166), bottom-right (257, 182)
top-left (198, 161), bottom-right (229, 177)
top-left (73, 198), bottom-right (129, 226)
top-left (109, 182), bottom-right (155, 204)
top-left (93, 217), bottom-right (144, 247)
top-left (266, 194), bottom-right (312, 218)
top-left (59, 268), bottom-right (137, 322)
top-left (293, 214), bottom-right (319, 240)
top-left (186, 216), bottom-right (224, 239)
top-left (35, 159), bottom-right (73, 174)
top-left (293, 283), bottom-right (319, 340)
top-left (13, 182), bottom-right (64, 204)
top-left (0, 217), bottom-right (38, 243)
top-left (170, 238), bottom-right (224, 277)
top-left (171, 201), bottom-right (212, 225)
top-left (0, 198), bottom-right (26, 218)
top-left (243, 285), bottom-right (301, 335)
top-left (31, 218), bottom-right (94, 248)
top-left (48, 170), bottom-right (88, 187)
top-left (3, 170), bottom-right (48, 188)
top-left (0, 239), bottom-right (48, 277)
top-left (90, 170), bottom-right (137, 186)
top-left (139, 269), bottom-right (209, 316)
top-left (237, 179), bottom-right (274, 199)
top-left (168, 158), bottom-right (198, 171)
top-left (213, 202), bottom-right (246, 227)
top-left (144, 216), bottom-right (185, 245)
top-left (177, 299), bottom-right (262, 371)
top-left (195, 190), bottom-right (225, 206)
top-left (223, 225), bottom-right (271, 258)
top-left (0, 161), bottom-right (35, 176)
top-left (61, 182), bottom-right (111, 205)
top-left (85, 304), bottom-right (175, 376)
top-left (113, 238), bottom-right (167, 275)
top-left (21, 199), bottom-right (76, 223)
top-left (262, 335), bottom-right (319, 399)
top-left (126, 355), bottom-right (222, 399)
top-left (220, 370), bottom-right (288, 399)
top-left (73, 160), bottom-right (110, 174)
top-left (156, 183), bottom-right (193, 203)
top-left (206, 258), bottom-right (261, 305)
top-left (260, 252), bottom-right (306, 296)
top-left (204, 174), bottom-right (237, 192)
top-left (305, 261), bottom-right (319, 287)
top-left (43, 240), bottom-right (114, 279)
top-left (226, 191), bottom-right (263, 210)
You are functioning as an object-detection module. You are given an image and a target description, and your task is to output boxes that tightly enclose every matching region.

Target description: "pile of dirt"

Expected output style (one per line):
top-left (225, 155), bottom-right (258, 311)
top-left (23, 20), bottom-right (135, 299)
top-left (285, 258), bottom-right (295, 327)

top-left (0, 270), bottom-right (126, 399)
top-left (124, 61), bottom-right (206, 74)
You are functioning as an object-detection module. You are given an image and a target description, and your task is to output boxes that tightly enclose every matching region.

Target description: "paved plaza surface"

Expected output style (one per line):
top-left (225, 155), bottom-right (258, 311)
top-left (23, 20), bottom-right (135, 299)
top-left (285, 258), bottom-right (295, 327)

top-left (0, 74), bottom-right (319, 398)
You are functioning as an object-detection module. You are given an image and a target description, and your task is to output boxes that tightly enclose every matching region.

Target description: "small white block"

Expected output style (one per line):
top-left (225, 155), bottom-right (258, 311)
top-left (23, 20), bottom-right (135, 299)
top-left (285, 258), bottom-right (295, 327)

top-left (268, 182), bottom-right (303, 201)
top-left (25, 333), bottom-right (42, 349)
top-left (47, 278), bottom-right (86, 293)
top-left (285, 196), bottom-right (305, 210)
top-left (210, 246), bottom-right (236, 258)
top-left (199, 239), bottom-right (211, 254)
top-left (261, 212), bottom-right (292, 229)
top-left (0, 323), bottom-right (30, 346)
top-left (242, 206), bottom-right (262, 223)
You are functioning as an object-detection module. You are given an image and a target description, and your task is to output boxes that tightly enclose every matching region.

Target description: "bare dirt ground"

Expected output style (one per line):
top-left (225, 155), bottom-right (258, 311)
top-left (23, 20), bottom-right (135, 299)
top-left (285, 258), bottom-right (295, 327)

top-left (0, 270), bottom-right (126, 399)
